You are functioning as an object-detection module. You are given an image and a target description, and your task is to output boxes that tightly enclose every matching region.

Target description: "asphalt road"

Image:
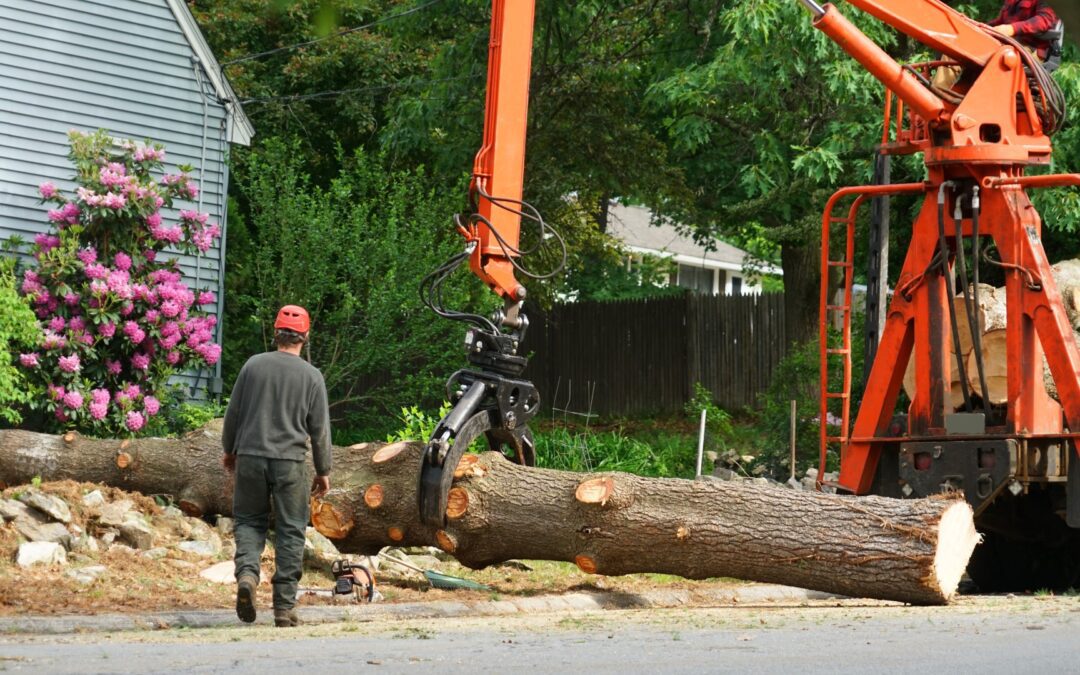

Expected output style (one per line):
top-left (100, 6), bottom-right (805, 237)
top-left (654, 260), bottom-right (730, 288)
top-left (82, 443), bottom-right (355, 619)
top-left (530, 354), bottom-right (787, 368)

top-left (2, 596), bottom-right (1079, 674)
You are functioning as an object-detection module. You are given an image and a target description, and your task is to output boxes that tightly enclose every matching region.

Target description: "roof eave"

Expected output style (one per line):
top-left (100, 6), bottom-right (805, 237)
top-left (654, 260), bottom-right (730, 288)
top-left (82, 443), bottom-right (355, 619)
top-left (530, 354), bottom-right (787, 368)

top-left (166, 0), bottom-right (255, 146)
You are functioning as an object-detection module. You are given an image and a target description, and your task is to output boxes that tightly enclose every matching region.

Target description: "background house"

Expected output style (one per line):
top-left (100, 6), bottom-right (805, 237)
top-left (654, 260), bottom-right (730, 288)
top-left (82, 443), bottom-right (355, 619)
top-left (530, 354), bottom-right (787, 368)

top-left (0, 0), bottom-right (253, 396)
top-left (606, 203), bottom-right (781, 295)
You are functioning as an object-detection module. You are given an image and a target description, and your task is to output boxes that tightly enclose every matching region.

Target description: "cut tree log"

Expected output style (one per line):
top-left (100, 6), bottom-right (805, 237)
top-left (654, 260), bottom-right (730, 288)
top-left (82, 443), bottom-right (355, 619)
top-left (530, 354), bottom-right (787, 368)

top-left (0, 428), bottom-right (980, 605)
top-left (902, 285), bottom-right (1005, 410)
top-left (957, 262), bottom-right (1080, 405)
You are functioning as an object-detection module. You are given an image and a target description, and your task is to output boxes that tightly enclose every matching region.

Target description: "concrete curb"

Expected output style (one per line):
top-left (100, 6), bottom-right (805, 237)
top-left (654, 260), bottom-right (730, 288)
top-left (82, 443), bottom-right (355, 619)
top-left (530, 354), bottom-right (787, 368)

top-left (0, 585), bottom-right (839, 635)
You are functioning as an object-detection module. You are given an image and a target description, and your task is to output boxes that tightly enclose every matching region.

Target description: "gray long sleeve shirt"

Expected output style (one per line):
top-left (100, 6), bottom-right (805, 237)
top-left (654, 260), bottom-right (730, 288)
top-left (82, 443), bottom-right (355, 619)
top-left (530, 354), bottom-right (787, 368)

top-left (222, 350), bottom-right (333, 476)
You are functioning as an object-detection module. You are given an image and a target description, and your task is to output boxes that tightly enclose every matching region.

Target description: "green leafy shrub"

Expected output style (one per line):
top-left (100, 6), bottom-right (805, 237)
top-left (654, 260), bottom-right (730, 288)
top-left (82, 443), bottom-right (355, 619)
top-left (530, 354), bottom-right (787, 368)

top-left (683, 382), bottom-right (734, 447)
top-left (228, 138), bottom-right (486, 435)
top-left (0, 258), bottom-right (41, 424)
top-left (754, 322), bottom-right (865, 477)
top-left (535, 426), bottom-right (695, 478)
top-left (142, 391), bottom-right (228, 437)
top-left (385, 403), bottom-right (451, 443)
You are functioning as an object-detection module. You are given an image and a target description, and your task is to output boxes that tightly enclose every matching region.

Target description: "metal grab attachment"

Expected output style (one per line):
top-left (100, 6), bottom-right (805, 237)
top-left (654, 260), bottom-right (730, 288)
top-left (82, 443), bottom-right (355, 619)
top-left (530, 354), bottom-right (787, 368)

top-left (418, 319), bottom-right (540, 528)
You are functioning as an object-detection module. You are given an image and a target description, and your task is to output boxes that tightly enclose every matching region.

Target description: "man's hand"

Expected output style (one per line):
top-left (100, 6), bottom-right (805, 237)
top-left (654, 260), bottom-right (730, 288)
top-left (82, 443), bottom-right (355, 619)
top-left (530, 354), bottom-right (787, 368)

top-left (311, 475), bottom-right (330, 499)
top-left (223, 453), bottom-right (236, 472)
top-left (992, 24), bottom-right (1017, 37)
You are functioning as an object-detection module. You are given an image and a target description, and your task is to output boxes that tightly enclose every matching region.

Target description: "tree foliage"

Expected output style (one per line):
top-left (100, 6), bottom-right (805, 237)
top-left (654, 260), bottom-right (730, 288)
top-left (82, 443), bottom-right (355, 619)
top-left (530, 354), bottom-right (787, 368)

top-left (188, 0), bottom-right (1080, 430)
top-left (227, 138), bottom-right (485, 432)
top-left (0, 257), bottom-right (40, 424)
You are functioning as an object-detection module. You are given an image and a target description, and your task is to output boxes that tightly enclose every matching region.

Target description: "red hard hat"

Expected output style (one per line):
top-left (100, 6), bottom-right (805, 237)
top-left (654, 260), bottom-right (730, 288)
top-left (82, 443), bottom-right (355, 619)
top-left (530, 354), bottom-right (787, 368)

top-left (274, 305), bottom-right (310, 333)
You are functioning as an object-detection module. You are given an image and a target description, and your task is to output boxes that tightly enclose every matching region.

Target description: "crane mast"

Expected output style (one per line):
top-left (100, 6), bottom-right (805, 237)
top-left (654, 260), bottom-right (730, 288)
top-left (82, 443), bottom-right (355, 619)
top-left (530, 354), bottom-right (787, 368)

top-left (803, 1), bottom-right (1080, 585)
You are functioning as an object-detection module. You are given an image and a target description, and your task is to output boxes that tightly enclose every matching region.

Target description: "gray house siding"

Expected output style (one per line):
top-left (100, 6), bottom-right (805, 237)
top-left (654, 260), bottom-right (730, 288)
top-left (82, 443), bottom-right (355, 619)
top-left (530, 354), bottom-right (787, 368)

top-left (0, 0), bottom-right (250, 397)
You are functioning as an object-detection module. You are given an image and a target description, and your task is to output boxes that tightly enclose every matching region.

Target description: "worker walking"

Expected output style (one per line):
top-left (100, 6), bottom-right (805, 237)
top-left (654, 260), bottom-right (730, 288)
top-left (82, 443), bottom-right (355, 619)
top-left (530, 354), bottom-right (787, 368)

top-left (222, 304), bottom-right (332, 627)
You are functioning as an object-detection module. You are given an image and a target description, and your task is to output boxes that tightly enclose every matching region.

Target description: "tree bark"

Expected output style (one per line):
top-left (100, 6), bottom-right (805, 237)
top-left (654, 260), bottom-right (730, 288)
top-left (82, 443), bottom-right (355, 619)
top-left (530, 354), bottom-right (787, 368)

top-left (781, 241), bottom-right (819, 348)
top-left (0, 429), bottom-right (979, 605)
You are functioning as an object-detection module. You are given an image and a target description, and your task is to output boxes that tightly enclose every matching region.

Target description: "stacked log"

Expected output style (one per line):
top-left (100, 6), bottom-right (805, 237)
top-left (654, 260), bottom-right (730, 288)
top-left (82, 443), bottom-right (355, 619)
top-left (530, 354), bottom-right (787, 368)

top-left (902, 285), bottom-right (1005, 409)
top-left (902, 260), bottom-right (1080, 408)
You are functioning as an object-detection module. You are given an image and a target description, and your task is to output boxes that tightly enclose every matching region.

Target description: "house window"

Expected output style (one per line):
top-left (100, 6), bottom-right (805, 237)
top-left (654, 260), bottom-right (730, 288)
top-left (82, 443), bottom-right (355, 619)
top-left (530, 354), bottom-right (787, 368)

top-left (730, 276), bottom-right (743, 296)
top-left (677, 264), bottom-right (713, 294)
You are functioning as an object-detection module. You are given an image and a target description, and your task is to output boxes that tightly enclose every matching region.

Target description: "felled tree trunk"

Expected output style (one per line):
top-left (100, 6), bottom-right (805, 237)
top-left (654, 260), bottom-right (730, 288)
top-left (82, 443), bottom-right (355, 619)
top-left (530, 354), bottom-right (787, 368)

top-left (0, 429), bottom-right (979, 605)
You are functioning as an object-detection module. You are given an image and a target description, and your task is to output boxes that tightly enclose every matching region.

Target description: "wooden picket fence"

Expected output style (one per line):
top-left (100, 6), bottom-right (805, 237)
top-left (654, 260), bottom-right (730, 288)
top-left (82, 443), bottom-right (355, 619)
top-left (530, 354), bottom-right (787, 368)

top-left (523, 293), bottom-right (787, 416)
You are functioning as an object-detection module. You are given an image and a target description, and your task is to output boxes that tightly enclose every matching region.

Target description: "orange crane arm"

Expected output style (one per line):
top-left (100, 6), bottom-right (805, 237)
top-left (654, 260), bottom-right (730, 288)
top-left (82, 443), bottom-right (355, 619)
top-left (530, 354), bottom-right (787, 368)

top-left (844, 0), bottom-right (1002, 66)
top-left (466, 0), bottom-right (536, 303)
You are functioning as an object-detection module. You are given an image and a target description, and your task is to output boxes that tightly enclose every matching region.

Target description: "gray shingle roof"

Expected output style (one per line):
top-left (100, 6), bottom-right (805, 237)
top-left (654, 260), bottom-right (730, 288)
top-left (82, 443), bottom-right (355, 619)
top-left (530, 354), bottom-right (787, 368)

top-left (606, 203), bottom-right (751, 267)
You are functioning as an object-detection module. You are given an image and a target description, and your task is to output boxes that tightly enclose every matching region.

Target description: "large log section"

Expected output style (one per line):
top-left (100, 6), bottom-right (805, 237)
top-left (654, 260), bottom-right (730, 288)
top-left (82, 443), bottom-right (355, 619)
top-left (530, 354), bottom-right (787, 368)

top-left (0, 428), bottom-right (979, 605)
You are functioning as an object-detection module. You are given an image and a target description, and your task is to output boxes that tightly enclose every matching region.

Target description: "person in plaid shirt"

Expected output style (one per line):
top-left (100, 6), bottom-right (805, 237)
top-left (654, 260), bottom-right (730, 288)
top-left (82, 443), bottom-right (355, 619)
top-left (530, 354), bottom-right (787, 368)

top-left (988, 0), bottom-right (1060, 59)
top-left (933, 0), bottom-right (1060, 90)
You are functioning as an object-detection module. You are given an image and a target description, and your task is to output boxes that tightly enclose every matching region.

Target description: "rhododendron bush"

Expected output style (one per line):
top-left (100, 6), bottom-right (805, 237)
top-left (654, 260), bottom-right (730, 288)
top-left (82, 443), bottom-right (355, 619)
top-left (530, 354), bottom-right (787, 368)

top-left (14, 129), bottom-right (221, 436)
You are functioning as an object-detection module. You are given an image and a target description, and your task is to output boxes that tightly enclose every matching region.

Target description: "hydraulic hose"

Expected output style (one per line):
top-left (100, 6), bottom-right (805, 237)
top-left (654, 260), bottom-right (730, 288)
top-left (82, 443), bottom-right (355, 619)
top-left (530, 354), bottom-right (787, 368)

top-left (953, 191), bottom-right (991, 414)
top-left (937, 182), bottom-right (973, 412)
top-left (969, 187), bottom-right (992, 412)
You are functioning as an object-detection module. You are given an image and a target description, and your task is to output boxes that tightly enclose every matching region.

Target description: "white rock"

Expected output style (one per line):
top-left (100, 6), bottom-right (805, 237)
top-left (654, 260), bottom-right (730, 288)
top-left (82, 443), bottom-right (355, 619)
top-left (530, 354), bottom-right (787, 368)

top-left (164, 559), bottom-right (198, 572)
top-left (155, 512), bottom-right (192, 539)
top-left (304, 527), bottom-right (341, 563)
top-left (142, 547), bottom-right (169, 560)
top-left (188, 519), bottom-right (215, 543)
top-left (65, 565), bottom-right (107, 585)
top-left (82, 490), bottom-right (106, 508)
top-left (712, 467), bottom-right (741, 482)
top-left (71, 534), bottom-right (100, 554)
top-left (162, 505), bottom-right (185, 519)
top-left (16, 541), bottom-right (66, 567)
top-left (199, 560), bottom-right (236, 584)
top-left (0, 499), bottom-right (28, 521)
top-left (177, 540), bottom-right (220, 557)
top-left (785, 476), bottom-right (803, 490)
top-left (108, 543), bottom-right (137, 555)
top-left (100, 530), bottom-right (118, 546)
top-left (13, 510), bottom-right (72, 548)
top-left (19, 490), bottom-right (72, 523)
top-left (215, 517), bottom-right (235, 536)
top-left (97, 500), bottom-right (134, 527)
top-left (119, 515), bottom-right (157, 550)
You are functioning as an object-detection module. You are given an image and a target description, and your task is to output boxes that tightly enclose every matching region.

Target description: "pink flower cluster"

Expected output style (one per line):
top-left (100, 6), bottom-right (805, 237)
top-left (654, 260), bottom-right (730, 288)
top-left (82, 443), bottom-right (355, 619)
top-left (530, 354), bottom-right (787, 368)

top-left (133, 146), bottom-right (165, 162)
top-left (17, 130), bottom-right (224, 437)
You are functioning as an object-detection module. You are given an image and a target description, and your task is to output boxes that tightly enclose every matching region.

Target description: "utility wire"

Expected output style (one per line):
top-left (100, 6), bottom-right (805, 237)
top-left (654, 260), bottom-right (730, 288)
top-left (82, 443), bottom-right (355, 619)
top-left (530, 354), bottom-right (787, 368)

top-left (221, 0), bottom-right (444, 67)
top-left (239, 73), bottom-right (482, 105)
top-left (238, 45), bottom-right (701, 106)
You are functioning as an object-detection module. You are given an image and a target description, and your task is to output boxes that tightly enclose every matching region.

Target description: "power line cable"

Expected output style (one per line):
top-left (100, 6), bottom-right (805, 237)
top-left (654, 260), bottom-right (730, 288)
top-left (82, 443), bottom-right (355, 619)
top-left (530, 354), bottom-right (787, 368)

top-left (239, 73), bottom-right (483, 105)
top-left (221, 0), bottom-right (444, 67)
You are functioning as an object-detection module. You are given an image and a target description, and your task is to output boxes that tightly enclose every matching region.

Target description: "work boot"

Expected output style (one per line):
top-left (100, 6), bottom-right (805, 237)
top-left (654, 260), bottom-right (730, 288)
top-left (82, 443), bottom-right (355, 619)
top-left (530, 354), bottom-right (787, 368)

top-left (235, 574), bottom-right (258, 623)
top-left (274, 608), bottom-right (300, 628)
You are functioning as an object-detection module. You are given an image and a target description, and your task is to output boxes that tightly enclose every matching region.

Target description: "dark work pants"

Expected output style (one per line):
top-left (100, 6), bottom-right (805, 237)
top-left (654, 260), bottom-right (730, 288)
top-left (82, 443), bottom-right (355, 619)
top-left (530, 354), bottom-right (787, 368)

top-left (233, 455), bottom-right (309, 610)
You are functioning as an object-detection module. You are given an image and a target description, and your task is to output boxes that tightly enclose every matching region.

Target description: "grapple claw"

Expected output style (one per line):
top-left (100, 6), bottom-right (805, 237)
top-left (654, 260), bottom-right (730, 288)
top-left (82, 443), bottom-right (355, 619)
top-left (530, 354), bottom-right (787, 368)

top-left (418, 372), bottom-right (539, 527)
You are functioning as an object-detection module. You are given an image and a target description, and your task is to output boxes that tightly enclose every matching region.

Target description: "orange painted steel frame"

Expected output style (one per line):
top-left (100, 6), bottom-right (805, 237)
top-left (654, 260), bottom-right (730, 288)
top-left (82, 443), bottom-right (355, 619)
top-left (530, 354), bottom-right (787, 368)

top-left (465, 0), bottom-right (535, 303)
top-left (812, 1), bottom-right (1080, 494)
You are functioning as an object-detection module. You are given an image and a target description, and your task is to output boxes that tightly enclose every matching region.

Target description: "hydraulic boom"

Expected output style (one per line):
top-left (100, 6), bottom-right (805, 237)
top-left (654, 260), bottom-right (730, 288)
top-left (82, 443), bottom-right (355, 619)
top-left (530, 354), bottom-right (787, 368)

top-left (417, 0), bottom-right (564, 528)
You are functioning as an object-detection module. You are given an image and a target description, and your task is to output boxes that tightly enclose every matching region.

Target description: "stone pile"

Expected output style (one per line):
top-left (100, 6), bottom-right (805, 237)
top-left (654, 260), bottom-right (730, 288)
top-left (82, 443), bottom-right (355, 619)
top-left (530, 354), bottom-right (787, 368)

top-left (1, 485), bottom-right (230, 578)
top-left (708, 450), bottom-right (838, 493)
top-left (1, 482), bottom-right (370, 589)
